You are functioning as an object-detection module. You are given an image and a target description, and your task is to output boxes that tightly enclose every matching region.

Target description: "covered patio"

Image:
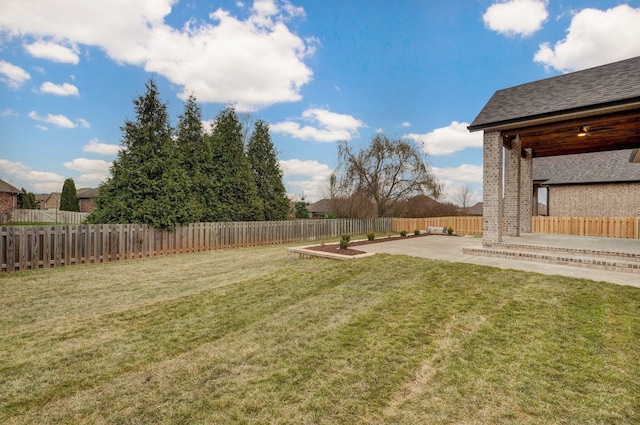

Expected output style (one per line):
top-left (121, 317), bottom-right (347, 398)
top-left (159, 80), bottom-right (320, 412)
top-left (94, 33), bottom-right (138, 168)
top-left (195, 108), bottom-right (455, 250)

top-left (468, 56), bottom-right (640, 246)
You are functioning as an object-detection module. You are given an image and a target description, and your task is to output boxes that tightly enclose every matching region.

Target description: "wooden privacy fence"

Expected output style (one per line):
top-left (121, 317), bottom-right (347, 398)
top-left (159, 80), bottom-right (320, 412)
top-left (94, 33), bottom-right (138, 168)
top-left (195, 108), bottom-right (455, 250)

top-left (393, 216), bottom-right (639, 239)
top-left (392, 216), bottom-right (483, 235)
top-left (6, 209), bottom-right (90, 224)
top-left (532, 216), bottom-right (639, 239)
top-left (1, 218), bottom-right (391, 272)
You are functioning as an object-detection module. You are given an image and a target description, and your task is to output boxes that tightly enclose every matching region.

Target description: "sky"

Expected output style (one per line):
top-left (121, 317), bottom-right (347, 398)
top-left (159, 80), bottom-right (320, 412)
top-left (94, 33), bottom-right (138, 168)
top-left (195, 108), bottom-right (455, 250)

top-left (1, 0), bottom-right (640, 205)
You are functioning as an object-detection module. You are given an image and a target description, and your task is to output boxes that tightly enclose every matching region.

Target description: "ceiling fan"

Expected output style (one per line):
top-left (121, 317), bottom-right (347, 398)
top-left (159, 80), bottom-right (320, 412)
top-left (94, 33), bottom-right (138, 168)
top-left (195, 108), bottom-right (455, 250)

top-left (577, 125), bottom-right (591, 137)
top-left (577, 125), bottom-right (615, 137)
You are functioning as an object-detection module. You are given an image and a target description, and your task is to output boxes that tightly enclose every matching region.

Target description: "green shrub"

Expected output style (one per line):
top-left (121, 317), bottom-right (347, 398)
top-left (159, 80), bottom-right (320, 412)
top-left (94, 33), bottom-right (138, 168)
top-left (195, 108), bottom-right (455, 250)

top-left (414, 229), bottom-right (420, 235)
top-left (341, 234), bottom-right (351, 243)
top-left (367, 232), bottom-right (375, 241)
top-left (339, 236), bottom-right (349, 249)
top-left (400, 230), bottom-right (408, 237)
top-left (447, 227), bottom-right (454, 235)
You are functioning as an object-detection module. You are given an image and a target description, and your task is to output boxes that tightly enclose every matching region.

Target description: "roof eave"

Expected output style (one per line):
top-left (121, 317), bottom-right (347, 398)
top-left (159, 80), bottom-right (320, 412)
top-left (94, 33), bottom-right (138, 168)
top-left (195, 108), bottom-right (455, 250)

top-left (467, 98), bottom-right (640, 133)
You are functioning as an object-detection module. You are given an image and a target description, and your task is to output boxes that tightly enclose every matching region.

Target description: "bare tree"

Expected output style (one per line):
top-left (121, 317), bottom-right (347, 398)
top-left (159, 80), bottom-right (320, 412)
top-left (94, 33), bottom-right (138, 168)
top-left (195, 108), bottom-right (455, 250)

top-left (454, 183), bottom-right (473, 213)
top-left (331, 134), bottom-right (442, 217)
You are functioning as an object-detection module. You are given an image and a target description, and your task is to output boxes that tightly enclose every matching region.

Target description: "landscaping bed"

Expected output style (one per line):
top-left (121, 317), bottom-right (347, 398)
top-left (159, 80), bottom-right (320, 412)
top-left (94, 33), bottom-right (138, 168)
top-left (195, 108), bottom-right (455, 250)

top-left (306, 232), bottom-right (433, 256)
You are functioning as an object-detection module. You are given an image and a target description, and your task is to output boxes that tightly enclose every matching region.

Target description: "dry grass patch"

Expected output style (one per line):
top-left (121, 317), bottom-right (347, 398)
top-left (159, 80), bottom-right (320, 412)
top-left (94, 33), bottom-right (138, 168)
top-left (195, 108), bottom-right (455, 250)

top-left (1, 245), bottom-right (639, 424)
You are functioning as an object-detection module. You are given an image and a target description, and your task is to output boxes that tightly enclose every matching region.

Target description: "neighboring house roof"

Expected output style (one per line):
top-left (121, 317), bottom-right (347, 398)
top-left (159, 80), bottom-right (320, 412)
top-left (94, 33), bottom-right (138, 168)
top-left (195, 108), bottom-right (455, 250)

top-left (533, 149), bottom-right (640, 185)
top-left (34, 193), bottom-right (50, 203)
top-left (44, 192), bottom-right (61, 204)
top-left (308, 199), bottom-right (331, 214)
top-left (0, 178), bottom-right (20, 194)
top-left (468, 56), bottom-right (640, 131)
top-left (467, 202), bottom-right (484, 216)
top-left (77, 187), bottom-right (99, 198)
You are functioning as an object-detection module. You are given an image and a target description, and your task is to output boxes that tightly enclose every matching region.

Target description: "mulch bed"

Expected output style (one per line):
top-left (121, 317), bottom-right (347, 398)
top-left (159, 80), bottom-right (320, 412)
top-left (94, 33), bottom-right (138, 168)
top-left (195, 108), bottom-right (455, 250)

top-left (306, 233), bottom-right (433, 256)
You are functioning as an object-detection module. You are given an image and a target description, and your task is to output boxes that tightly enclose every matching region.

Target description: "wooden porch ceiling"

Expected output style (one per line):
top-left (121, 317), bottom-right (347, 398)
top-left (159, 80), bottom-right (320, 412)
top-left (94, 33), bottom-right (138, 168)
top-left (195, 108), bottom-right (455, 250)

top-left (501, 109), bottom-right (640, 157)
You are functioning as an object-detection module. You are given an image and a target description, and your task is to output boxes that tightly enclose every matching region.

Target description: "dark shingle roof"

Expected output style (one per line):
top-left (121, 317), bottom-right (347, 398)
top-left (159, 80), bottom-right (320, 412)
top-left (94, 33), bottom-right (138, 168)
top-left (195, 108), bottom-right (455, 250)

top-left (76, 187), bottom-right (99, 198)
top-left (0, 178), bottom-right (20, 194)
top-left (308, 199), bottom-right (331, 214)
top-left (533, 149), bottom-right (640, 185)
top-left (469, 56), bottom-right (640, 130)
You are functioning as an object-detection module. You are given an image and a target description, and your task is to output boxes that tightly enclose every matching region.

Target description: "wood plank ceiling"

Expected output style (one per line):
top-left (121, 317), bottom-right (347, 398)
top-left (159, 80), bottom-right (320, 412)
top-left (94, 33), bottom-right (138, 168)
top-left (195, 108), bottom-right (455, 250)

top-left (501, 109), bottom-right (640, 158)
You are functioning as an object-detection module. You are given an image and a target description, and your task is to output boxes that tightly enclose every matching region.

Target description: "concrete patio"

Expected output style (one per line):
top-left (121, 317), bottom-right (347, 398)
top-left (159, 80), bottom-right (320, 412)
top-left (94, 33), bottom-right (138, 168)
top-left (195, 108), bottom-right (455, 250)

top-left (355, 233), bottom-right (640, 288)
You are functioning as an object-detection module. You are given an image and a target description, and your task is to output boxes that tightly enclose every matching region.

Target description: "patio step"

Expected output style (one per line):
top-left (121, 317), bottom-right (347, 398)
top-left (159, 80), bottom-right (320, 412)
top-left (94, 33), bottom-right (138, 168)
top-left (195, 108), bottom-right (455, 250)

top-left (463, 243), bottom-right (640, 274)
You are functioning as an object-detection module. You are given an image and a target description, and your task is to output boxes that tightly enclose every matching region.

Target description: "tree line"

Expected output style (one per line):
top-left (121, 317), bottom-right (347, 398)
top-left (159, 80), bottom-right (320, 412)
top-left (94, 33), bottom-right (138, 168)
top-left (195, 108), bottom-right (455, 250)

top-left (87, 80), bottom-right (289, 229)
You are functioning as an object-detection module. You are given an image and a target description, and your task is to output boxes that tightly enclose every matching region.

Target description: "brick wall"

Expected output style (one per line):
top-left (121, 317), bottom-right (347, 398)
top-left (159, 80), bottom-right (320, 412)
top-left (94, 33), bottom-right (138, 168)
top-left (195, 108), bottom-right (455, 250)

top-left (520, 149), bottom-right (533, 232)
top-left (482, 130), bottom-right (503, 244)
top-left (548, 182), bottom-right (640, 216)
top-left (78, 198), bottom-right (96, 213)
top-left (1, 192), bottom-right (17, 212)
top-left (504, 137), bottom-right (521, 236)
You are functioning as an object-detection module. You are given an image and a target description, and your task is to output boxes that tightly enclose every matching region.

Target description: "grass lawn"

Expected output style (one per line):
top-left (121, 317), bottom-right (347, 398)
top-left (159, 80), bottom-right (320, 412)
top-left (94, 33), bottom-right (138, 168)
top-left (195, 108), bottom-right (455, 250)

top-left (1, 243), bottom-right (639, 424)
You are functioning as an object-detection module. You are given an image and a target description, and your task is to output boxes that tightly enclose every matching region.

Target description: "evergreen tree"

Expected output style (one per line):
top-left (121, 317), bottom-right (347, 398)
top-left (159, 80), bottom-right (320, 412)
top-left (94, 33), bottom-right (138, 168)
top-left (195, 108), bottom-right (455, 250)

top-left (60, 178), bottom-right (80, 211)
top-left (87, 79), bottom-right (198, 229)
top-left (176, 94), bottom-right (210, 221)
top-left (247, 120), bottom-right (289, 221)
top-left (18, 188), bottom-right (36, 209)
top-left (208, 106), bottom-right (263, 221)
top-left (294, 195), bottom-right (309, 219)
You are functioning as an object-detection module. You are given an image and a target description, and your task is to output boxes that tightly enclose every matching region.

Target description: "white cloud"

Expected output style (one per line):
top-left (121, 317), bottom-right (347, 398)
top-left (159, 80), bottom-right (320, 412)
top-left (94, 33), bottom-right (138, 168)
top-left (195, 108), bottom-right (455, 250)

top-left (534, 5), bottom-right (640, 72)
top-left (24, 40), bottom-right (80, 64)
top-left (0, 0), bottom-right (316, 111)
top-left (432, 164), bottom-right (483, 204)
top-left (28, 111), bottom-right (76, 128)
top-left (280, 158), bottom-right (331, 177)
top-left (83, 139), bottom-right (121, 156)
top-left (404, 121), bottom-right (482, 156)
top-left (433, 164), bottom-right (483, 184)
top-left (201, 119), bottom-right (216, 134)
top-left (483, 0), bottom-right (548, 37)
top-left (76, 173), bottom-right (109, 184)
top-left (271, 108), bottom-right (364, 142)
top-left (0, 158), bottom-right (65, 192)
top-left (63, 158), bottom-right (111, 173)
top-left (32, 182), bottom-right (66, 193)
top-left (279, 158), bottom-right (333, 201)
top-left (63, 158), bottom-right (111, 184)
top-left (1, 108), bottom-right (18, 117)
top-left (77, 118), bottom-right (90, 128)
top-left (36, 125), bottom-right (48, 131)
top-left (0, 60), bottom-right (30, 89)
top-left (400, 121), bottom-right (411, 127)
top-left (40, 81), bottom-right (80, 96)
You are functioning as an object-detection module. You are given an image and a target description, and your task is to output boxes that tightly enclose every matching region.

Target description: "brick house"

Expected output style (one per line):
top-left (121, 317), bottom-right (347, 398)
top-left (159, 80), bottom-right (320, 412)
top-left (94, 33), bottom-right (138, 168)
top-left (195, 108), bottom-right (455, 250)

top-left (34, 193), bottom-right (50, 209)
top-left (468, 55), bottom-right (640, 245)
top-left (40, 192), bottom-right (61, 210)
top-left (76, 187), bottom-right (99, 213)
top-left (533, 149), bottom-right (640, 217)
top-left (0, 178), bottom-right (20, 213)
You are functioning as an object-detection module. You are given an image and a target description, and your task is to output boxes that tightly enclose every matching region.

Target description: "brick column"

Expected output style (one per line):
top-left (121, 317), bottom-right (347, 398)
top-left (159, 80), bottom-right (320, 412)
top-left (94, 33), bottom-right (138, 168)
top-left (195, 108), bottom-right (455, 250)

top-left (482, 130), bottom-right (503, 245)
top-left (520, 148), bottom-right (533, 233)
top-left (504, 136), bottom-right (521, 236)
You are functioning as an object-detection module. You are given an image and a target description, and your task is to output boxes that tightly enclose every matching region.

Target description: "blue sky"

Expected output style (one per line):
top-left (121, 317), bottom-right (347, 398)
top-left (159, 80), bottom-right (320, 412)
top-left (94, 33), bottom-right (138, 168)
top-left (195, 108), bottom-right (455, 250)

top-left (1, 0), bottom-right (640, 204)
